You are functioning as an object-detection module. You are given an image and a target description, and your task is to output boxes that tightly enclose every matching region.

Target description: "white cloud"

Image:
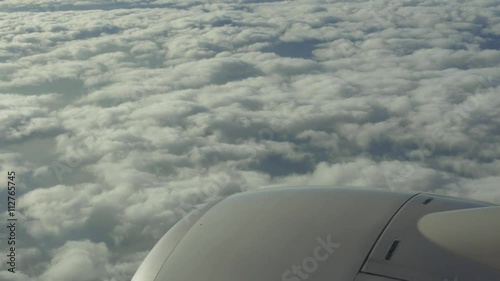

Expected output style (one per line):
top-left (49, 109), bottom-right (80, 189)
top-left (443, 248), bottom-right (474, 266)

top-left (39, 240), bottom-right (110, 281)
top-left (0, 0), bottom-right (499, 279)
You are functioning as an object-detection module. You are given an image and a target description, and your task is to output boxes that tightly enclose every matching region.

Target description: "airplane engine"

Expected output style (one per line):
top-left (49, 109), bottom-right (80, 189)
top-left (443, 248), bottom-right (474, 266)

top-left (132, 187), bottom-right (500, 281)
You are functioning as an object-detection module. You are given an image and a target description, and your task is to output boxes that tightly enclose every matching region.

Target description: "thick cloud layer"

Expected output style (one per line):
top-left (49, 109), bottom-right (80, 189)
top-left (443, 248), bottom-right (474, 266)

top-left (0, 0), bottom-right (499, 280)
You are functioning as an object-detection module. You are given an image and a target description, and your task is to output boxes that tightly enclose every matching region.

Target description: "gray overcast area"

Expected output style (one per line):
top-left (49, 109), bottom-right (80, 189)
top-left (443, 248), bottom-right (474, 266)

top-left (0, 0), bottom-right (499, 280)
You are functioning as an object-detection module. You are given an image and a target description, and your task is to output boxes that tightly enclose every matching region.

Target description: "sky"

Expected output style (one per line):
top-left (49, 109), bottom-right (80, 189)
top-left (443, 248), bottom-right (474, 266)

top-left (0, 0), bottom-right (499, 280)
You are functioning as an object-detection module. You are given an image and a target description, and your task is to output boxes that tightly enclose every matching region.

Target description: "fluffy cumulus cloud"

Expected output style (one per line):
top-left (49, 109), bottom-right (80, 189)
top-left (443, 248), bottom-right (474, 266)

top-left (0, 0), bottom-right (499, 279)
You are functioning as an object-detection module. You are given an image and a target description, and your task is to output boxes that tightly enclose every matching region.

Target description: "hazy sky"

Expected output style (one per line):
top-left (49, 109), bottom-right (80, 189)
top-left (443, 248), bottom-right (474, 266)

top-left (0, 0), bottom-right (499, 280)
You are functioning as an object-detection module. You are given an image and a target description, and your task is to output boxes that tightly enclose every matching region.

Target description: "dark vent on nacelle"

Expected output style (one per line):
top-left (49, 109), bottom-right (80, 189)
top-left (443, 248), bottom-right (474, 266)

top-left (385, 240), bottom-right (400, 261)
top-left (423, 198), bottom-right (433, 205)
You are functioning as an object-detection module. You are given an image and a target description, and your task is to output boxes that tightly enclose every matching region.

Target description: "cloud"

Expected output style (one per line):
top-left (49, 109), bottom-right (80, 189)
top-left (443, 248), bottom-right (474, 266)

top-left (0, 0), bottom-right (499, 280)
top-left (0, 94), bottom-right (63, 143)
top-left (38, 240), bottom-right (110, 281)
